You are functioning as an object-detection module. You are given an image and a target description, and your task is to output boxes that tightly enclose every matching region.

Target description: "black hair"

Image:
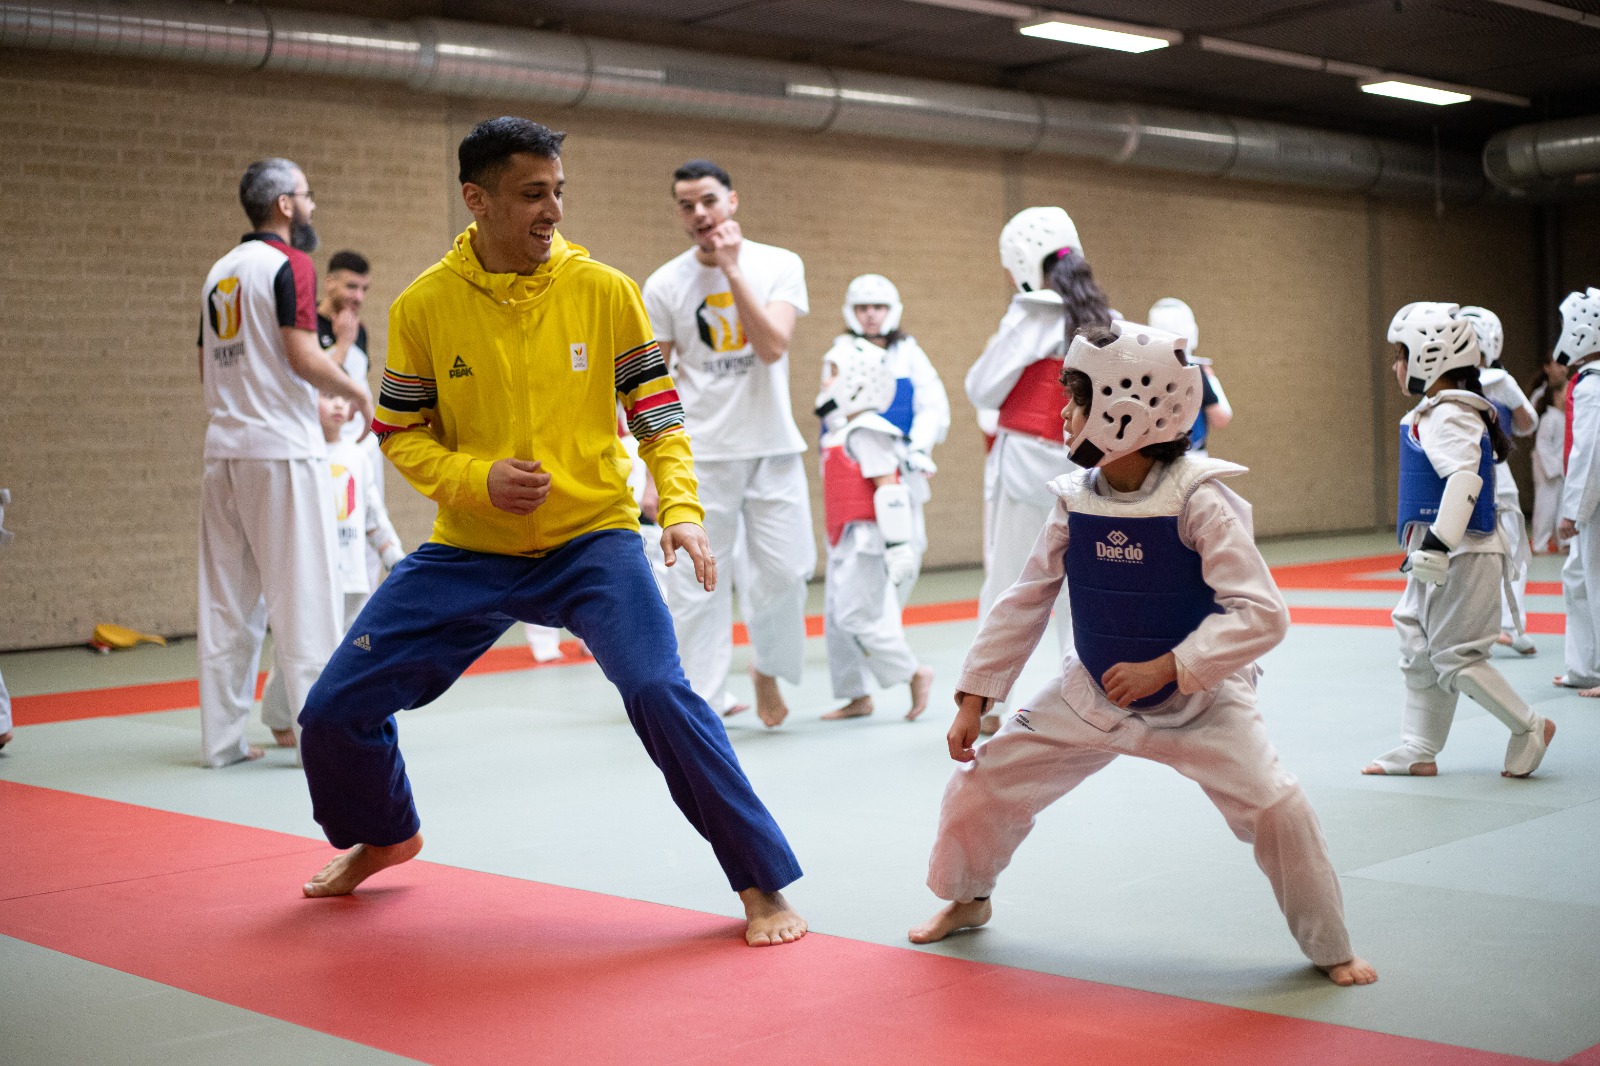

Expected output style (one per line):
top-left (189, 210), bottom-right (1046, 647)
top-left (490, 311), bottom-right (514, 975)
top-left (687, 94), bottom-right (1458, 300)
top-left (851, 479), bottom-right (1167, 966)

top-left (1529, 361), bottom-right (1567, 418)
top-left (1043, 249), bottom-right (1113, 337)
top-left (1061, 326), bottom-right (1192, 462)
top-left (239, 158), bottom-right (299, 227)
top-left (327, 250), bottom-right (369, 276)
top-left (1437, 365), bottom-right (1513, 462)
top-left (458, 117), bottom-right (566, 187)
top-left (672, 158), bottom-right (732, 191)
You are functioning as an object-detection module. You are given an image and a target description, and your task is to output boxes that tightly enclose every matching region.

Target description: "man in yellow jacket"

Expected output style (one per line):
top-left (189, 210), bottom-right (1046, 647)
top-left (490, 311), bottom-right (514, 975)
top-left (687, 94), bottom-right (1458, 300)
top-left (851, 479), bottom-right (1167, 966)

top-left (296, 118), bottom-right (806, 947)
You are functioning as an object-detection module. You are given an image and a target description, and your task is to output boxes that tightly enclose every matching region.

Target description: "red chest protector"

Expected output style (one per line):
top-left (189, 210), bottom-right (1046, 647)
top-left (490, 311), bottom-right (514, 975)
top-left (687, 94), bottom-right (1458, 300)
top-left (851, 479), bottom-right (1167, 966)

top-left (997, 357), bottom-right (1067, 442)
top-left (1566, 367), bottom-right (1596, 473)
top-left (822, 442), bottom-right (895, 546)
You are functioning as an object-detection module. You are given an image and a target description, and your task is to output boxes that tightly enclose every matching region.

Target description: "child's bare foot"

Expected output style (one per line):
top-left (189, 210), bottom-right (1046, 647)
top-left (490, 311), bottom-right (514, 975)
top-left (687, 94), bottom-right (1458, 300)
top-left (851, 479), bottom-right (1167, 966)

top-left (750, 667), bottom-right (789, 728)
top-left (1318, 956), bottom-right (1378, 985)
top-left (0, 730), bottom-right (12, 751)
top-left (303, 833), bottom-right (423, 897)
top-left (1553, 675), bottom-right (1600, 696)
top-left (271, 728), bottom-right (297, 748)
top-left (978, 714), bottom-right (1000, 736)
top-left (908, 898), bottom-right (992, 944)
top-left (738, 887), bottom-right (807, 946)
top-left (1362, 760), bottom-right (1436, 776)
top-left (907, 665), bottom-right (935, 721)
top-left (822, 696), bottom-right (873, 720)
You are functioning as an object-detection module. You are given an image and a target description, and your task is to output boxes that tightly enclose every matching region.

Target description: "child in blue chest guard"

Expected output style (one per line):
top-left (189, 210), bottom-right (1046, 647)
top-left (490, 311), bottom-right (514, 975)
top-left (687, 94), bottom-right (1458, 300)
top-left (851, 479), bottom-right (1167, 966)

top-left (1363, 303), bottom-right (1555, 779)
top-left (909, 322), bottom-right (1376, 987)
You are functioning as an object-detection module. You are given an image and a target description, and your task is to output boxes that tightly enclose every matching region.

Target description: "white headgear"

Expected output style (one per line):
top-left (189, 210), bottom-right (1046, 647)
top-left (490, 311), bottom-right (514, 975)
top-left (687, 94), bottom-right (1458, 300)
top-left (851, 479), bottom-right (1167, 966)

top-left (1387, 302), bottom-right (1480, 396)
top-left (1146, 297), bottom-right (1199, 352)
top-left (842, 273), bottom-right (903, 336)
top-left (1555, 287), bottom-right (1600, 367)
top-left (1061, 322), bottom-right (1201, 469)
top-left (816, 336), bottom-right (896, 422)
top-left (1457, 305), bottom-right (1503, 366)
top-left (999, 207), bottom-right (1083, 294)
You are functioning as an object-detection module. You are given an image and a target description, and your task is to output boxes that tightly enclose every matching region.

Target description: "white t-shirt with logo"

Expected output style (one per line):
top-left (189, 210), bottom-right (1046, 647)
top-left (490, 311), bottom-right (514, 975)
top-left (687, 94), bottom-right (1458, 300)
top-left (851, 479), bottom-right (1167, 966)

top-left (643, 239), bottom-right (809, 461)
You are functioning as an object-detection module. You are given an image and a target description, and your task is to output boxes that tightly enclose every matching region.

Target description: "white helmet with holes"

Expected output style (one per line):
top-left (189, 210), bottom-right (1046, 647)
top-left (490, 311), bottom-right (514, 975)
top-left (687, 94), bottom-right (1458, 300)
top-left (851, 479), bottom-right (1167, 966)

top-left (1388, 302), bottom-right (1480, 395)
top-left (1146, 297), bottom-right (1199, 352)
top-left (1061, 322), bottom-right (1201, 469)
top-left (1458, 305), bottom-right (1503, 366)
top-left (841, 273), bottom-right (903, 336)
top-left (815, 336), bottom-right (896, 422)
top-left (1555, 287), bottom-right (1600, 366)
top-left (999, 207), bottom-right (1083, 294)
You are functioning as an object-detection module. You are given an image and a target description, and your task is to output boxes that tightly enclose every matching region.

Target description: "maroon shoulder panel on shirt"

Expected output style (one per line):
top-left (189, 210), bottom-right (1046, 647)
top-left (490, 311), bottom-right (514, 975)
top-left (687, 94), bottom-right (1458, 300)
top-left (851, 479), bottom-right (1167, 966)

top-left (264, 235), bottom-right (318, 332)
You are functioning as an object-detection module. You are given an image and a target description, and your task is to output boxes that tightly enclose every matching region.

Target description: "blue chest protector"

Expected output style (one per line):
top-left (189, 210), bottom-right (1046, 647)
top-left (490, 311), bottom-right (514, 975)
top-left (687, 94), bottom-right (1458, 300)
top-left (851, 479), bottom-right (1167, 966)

top-left (1064, 511), bottom-right (1221, 710)
top-left (882, 376), bottom-right (915, 439)
top-left (1395, 424), bottom-right (1497, 545)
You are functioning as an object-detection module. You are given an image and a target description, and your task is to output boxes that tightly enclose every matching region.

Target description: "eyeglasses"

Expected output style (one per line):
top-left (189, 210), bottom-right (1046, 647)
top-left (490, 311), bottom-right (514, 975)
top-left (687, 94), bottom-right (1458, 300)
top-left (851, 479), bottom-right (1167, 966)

top-left (286, 190), bottom-right (315, 202)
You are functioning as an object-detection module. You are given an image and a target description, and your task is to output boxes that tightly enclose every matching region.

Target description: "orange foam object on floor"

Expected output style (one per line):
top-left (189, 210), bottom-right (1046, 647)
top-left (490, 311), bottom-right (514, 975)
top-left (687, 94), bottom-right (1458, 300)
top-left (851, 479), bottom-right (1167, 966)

top-left (0, 781), bottom-right (1555, 1066)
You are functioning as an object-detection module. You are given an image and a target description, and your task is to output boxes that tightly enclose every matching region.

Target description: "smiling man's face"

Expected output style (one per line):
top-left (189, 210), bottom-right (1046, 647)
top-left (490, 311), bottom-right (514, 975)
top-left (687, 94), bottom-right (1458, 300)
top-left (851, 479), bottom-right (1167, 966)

top-left (465, 152), bottom-right (565, 273)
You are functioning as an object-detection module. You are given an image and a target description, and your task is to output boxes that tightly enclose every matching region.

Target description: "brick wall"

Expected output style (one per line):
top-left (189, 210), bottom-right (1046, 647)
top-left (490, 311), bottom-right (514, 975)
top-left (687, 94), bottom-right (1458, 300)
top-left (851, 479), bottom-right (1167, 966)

top-left (0, 49), bottom-right (1544, 649)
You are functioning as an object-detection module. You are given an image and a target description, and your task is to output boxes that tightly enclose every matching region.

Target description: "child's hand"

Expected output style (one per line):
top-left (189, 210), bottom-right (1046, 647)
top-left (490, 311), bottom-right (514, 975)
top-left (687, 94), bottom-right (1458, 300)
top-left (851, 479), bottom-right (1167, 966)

top-left (1101, 653), bottom-right (1178, 708)
top-left (948, 691), bottom-right (990, 763)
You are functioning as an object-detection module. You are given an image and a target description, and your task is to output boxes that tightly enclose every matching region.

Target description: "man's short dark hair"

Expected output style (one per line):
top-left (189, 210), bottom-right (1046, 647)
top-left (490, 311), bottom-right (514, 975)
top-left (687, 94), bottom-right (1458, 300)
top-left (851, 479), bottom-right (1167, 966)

top-left (458, 117), bottom-right (566, 187)
top-left (673, 159), bottom-right (732, 191)
top-left (327, 250), bottom-right (370, 276)
top-left (239, 158), bottom-right (300, 227)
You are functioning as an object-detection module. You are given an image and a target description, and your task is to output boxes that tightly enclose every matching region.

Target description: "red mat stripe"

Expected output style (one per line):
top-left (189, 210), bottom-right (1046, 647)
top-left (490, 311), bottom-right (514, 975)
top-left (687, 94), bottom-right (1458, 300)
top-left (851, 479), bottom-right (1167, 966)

top-left (0, 781), bottom-right (1544, 1066)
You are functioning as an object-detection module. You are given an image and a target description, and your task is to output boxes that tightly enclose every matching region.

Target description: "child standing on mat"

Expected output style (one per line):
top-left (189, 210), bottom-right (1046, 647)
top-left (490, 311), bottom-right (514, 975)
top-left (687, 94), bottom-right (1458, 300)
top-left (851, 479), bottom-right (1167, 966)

top-left (1364, 303), bottom-right (1554, 777)
top-left (910, 321), bottom-right (1375, 986)
top-left (814, 337), bottom-right (935, 722)
top-left (1530, 362), bottom-right (1569, 555)
top-left (1554, 288), bottom-right (1600, 698)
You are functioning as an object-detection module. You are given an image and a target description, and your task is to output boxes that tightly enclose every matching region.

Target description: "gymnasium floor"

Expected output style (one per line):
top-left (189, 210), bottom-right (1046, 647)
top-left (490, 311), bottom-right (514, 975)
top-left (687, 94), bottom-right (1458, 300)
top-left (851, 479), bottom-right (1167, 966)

top-left (2, 532), bottom-right (1597, 1065)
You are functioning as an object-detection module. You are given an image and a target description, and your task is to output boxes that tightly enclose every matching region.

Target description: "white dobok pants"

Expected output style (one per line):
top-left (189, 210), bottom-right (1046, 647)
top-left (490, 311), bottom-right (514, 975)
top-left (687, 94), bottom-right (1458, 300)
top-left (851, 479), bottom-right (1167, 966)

top-left (1531, 476), bottom-right (1565, 554)
top-left (198, 458), bottom-right (341, 768)
top-left (667, 454), bottom-right (816, 710)
top-left (260, 590), bottom-right (368, 737)
top-left (825, 523), bottom-right (919, 700)
top-left (926, 670), bottom-right (1355, 968)
top-left (0, 669), bottom-right (11, 736)
top-left (1563, 519), bottom-right (1600, 688)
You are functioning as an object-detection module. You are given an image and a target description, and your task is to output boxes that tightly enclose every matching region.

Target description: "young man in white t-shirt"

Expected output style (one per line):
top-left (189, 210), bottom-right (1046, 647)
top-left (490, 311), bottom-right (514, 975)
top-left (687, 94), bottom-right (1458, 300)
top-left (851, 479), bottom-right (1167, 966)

top-left (643, 160), bottom-right (815, 728)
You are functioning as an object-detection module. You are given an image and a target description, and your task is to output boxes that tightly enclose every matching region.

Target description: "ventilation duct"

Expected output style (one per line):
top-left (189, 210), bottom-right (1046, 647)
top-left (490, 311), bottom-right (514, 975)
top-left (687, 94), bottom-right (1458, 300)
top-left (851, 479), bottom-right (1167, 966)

top-left (1484, 115), bottom-right (1600, 196)
top-left (0, 0), bottom-right (1490, 202)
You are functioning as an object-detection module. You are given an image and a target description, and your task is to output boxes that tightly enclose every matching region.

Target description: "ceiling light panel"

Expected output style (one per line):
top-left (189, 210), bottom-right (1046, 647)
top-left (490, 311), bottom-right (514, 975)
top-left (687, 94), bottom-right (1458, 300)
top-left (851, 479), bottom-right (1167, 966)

top-left (1018, 13), bottom-right (1180, 53)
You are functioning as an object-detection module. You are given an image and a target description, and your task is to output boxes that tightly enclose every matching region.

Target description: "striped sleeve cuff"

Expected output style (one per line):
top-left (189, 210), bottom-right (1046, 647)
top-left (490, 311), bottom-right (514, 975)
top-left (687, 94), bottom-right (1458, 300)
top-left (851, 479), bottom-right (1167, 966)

top-left (615, 341), bottom-right (687, 443)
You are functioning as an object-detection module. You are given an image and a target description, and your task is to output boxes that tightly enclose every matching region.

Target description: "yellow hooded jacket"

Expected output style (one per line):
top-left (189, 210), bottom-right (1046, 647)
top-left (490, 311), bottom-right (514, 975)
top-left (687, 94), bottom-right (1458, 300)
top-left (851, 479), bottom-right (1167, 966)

top-left (375, 226), bottom-right (702, 556)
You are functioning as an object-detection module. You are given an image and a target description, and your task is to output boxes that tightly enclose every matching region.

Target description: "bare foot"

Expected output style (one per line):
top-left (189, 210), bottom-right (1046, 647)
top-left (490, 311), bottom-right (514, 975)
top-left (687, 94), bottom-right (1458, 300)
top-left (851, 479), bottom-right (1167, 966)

top-left (738, 887), bottom-right (807, 946)
top-left (1362, 761), bottom-right (1436, 776)
top-left (1318, 956), bottom-right (1378, 986)
top-left (908, 898), bottom-right (993, 944)
top-left (822, 696), bottom-right (873, 720)
top-left (1503, 717), bottom-right (1558, 778)
top-left (0, 730), bottom-right (12, 750)
top-left (750, 667), bottom-right (789, 728)
top-left (907, 665), bottom-right (935, 721)
top-left (978, 714), bottom-right (1000, 736)
top-left (303, 833), bottom-right (423, 898)
top-left (271, 728), bottom-right (297, 748)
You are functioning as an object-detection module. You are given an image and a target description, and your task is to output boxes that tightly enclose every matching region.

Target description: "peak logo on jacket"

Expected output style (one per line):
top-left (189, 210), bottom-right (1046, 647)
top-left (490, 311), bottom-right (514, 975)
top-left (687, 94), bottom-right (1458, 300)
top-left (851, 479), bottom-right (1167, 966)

top-left (1095, 528), bottom-right (1145, 563)
top-left (449, 355), bottom-right (473, 379)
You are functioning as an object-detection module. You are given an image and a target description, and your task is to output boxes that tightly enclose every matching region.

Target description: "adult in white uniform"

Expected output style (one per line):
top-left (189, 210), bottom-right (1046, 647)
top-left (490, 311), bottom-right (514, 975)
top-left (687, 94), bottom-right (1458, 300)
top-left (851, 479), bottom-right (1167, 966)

top-left (644, 159), bottom-right (814, 728)
top-left (1554, 288), bottom-right (1600, 697)
top-left (910, 322), bottom-right (1375, 987)
top-left (823, 273), bottom-right (950, 601)
top-left (965, 207), bottom-right (1113, 734)
top-left (0, 488), bottom-right (13, 751)
top-left (1530, 362), bottom-right (1570, 554)
top-left (814, 336), bottom-right (935, 721)
top-left (1458, 307), bottom-right (1538, 654)
top-left (1364, 303), bottom-right (1553, 777)
top-left (196, 158), bottom-right (374, 767)
top-left (1147, 298), bottom-right (1232, 457)
top-left (316, 250), bottom-right (388, 590)
top-left (260, 393), bottom-right (404, 744)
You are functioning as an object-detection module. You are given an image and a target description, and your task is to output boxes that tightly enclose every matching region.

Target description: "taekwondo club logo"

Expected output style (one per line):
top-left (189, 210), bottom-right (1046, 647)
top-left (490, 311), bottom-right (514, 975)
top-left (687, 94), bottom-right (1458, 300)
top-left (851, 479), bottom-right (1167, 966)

top-left (696, 292), bottom-right (748, 353)
top-left (1096, 527), bottom-right (1144, 563)
top-left (208, 277), bottom-right (242, 341)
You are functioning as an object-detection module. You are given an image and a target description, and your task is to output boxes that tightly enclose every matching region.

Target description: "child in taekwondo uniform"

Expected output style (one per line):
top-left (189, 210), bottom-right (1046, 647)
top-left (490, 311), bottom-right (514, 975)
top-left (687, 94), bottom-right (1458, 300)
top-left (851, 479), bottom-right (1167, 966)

top-left (815, 337), bottom-right (935, 722)
top-left (1364, 303), bottom-right (1554, 778)
top-left (911, 322), bottom-right (1376, 986)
